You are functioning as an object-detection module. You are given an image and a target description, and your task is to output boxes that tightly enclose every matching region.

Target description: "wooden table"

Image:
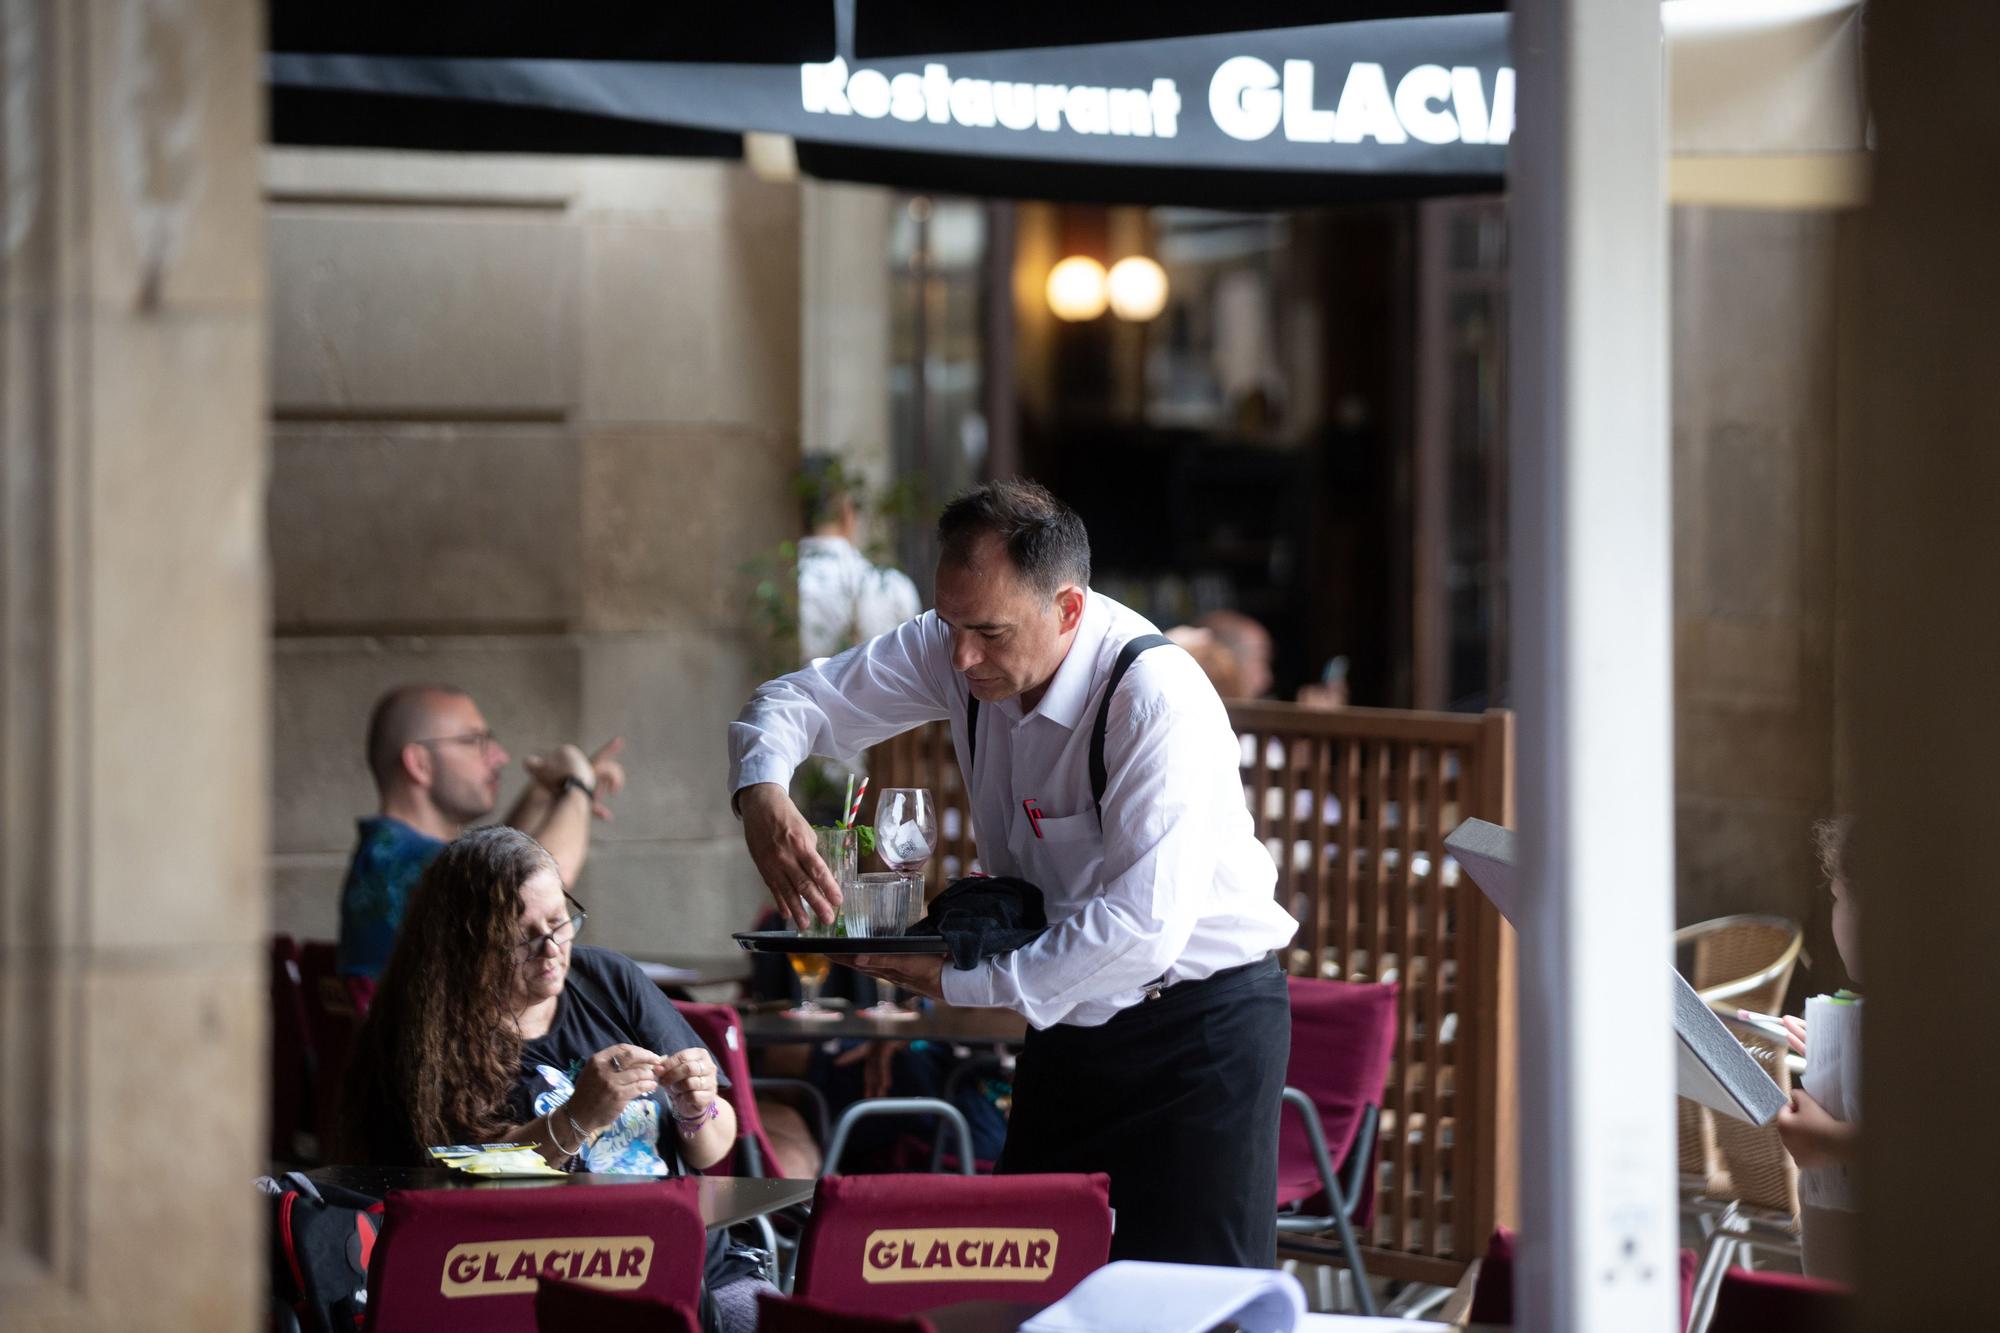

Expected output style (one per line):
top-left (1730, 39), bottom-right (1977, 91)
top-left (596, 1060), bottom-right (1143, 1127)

top-left (738, 1002), bottom-right (1027, 1046)
top-left (307, 1166), bottom-right (814, 1231)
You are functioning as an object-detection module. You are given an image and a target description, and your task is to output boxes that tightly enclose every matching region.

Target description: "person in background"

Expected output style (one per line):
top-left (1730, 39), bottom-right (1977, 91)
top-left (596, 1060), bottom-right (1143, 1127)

top-left (1164, 623), bottom-right (1245, 700)
top-left (1767, 814), bottom-right (1862, 1281)
top-left (338, 827), bottom-right (773, 1332)
top-left (1199, 609), bottom-right (1274, 700)
top-left (336, 683), bottom-right (625, 979)
top-left (796, 453), bottom-right (921, 663)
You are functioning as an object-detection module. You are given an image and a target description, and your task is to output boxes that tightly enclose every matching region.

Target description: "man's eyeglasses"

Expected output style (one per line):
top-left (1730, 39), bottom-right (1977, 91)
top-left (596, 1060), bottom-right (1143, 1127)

top-left (519, 891), bottom-right (587, 961)
top-left (417, 729), bottom-right (501, 757)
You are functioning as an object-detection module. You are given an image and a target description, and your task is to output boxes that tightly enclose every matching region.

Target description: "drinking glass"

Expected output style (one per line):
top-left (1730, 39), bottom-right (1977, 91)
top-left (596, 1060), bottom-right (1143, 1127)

top-left (865, 788), bottom-right (936, 1017)
top-left (787, 951), bottom-right (833, 1016)
top-left (807, 824), bottom-right (857, 934)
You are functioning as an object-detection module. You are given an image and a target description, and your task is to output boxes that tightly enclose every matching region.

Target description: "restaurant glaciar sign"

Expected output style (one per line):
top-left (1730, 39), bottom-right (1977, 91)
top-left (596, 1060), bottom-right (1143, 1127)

top-left (787, 14), bottom-right (1511, 174)
top-left (267, 13), bottom-right (1510, 178)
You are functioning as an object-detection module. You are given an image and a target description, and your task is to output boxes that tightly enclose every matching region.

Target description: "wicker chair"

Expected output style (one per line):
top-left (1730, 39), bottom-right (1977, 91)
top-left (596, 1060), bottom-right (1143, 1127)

top-left (1674, 916), bottom-right (1803, 1192)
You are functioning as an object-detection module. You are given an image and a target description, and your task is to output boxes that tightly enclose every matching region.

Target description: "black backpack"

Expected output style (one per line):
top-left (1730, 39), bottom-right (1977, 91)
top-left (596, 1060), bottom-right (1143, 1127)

top-left (265, 1172), bottom-right (383, 1333)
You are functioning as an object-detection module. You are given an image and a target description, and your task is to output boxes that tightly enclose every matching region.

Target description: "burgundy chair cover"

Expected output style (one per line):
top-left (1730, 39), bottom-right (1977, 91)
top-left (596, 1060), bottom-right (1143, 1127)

top-left (756, 1292), bottom-right (938, 1332)
top-left (533, 1277), bottom-right (701, 1333)
top-left (362, 1179), bottom-right (706, 1332)
top-left (297, 940), bottom-right (374, 1145)
top-left (673, 999), bottom-right (793, 1178)
top-left (270, 934), bottom-right (314, 1160)
top-left (1708, 1265), bottom-right (1854, 1333)
top-left (792, 1172), bottom-right (1111, 1317)
top-left (1276, 977), bottom-right (1399, 1226)
top-left (1469, 1227), bottom-right (1702, 1331)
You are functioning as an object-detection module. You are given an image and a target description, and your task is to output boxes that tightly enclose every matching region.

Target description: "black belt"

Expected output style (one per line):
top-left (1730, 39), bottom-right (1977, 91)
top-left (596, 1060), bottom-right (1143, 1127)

top-left (1136, 953), bottom-right (1278, 1008)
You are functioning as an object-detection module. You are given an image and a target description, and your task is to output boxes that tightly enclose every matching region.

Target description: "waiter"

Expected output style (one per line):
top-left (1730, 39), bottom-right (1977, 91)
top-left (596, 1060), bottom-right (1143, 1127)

top-left (728, 479), bottom-right (1297, 1266)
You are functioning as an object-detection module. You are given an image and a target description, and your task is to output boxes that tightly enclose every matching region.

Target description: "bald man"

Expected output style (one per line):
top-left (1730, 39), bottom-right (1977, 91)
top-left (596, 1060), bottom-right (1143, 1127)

top-left (335, 683), bottom-right (625, 979)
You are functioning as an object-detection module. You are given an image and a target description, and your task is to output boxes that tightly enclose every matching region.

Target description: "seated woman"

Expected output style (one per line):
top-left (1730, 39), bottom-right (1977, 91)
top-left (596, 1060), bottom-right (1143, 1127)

top-left (338, 826), bottom-right (774, 1332)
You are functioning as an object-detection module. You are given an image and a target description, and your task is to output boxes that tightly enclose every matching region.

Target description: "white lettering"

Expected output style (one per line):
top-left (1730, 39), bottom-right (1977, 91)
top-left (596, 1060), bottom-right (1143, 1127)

top-left (800, 57), bottom-right (849, 116)
top-left (1064, 84), bottom-right (1110, 135)
top-left (1035, 83), bottom-right (1067, 132)
top-left (1281, 58), bottom-right (1335, 143)
top-left (994, 81), bottom-right (1039, 131)
top-left (1451, 65), bottom-right (1490, 144)
top-left (924, 63), bottom-right (951, 124)
top-left (1331, 62), bottom-right (1406, 144)
top-left (1107, 86), bottom-right (1152, 136)
top-left (889, 71), bottom-right (926, 122)
top-left (1150, 79), bottom-right (1182, 137)
top-left (1395, 64), bottom-right (1459, 144)
top-left (1488, 67), bottom-right (1515, 144)
top-left (950, 77), bottom-right (997, 128)
top-left (846, 68), bottom-right (891, 118)
top-left (1210, 55), bottom-right (1282, 142)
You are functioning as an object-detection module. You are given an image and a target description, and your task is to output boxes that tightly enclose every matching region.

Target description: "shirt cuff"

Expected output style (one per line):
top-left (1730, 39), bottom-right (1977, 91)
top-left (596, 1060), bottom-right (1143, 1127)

top-left (940, 959), bottom-right (997, 1009)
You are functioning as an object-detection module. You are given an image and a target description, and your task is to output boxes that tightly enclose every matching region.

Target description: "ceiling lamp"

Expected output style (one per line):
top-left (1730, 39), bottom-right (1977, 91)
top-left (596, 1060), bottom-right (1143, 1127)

top-left (1106, 255), bottom-right (1169, 322)
top-left (1045, 256), bottom-right (1109, 322)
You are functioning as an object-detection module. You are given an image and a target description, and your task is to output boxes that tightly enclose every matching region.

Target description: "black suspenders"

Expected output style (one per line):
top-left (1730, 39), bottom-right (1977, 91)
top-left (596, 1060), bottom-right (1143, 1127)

top-left (964, 633), bottom-right (1172, 819)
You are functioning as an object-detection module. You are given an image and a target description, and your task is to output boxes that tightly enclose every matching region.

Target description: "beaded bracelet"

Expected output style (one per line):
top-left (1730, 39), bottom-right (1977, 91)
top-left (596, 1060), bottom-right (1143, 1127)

top-left (673, 1100), bottom-right (720, 1138)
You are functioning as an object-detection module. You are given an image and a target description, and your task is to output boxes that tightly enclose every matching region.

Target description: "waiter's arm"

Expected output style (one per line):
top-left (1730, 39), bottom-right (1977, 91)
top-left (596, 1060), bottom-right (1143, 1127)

top-left (941, 661), bottom-right (1245, 1027)
top-left (729, 616), bottom-right (955, 924)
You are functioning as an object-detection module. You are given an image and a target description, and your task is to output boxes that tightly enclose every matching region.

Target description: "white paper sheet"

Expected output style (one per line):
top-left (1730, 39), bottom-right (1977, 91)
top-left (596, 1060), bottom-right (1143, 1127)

top-left (1798, 992), bottom-right (1862, 1210)
top-left (1020, 1261), bottom-right (1305, 1333)
top-left (636, 960), bottom-right (700, 985)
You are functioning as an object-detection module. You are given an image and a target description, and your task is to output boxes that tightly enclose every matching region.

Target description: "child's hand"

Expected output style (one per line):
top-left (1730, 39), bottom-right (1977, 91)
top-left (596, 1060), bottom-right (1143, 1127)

top-left (1776, 1088), bottom-right (1858, 1171)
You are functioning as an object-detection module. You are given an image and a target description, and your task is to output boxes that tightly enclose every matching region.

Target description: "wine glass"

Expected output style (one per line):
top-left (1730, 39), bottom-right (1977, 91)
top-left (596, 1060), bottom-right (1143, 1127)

top-left (864, 788), bottom-right (936, 1017)
top-left (787, 950), bottom-right (833, 1017)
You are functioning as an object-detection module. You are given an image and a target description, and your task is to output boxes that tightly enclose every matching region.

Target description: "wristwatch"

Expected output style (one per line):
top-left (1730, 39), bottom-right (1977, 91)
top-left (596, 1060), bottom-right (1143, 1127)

top-left (559, 774), bottom-right (596, 802)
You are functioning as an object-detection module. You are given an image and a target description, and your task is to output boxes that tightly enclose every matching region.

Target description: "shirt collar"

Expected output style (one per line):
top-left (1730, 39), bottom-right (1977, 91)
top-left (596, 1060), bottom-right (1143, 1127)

top-left (1024, 591), bottom-right (1110, 732)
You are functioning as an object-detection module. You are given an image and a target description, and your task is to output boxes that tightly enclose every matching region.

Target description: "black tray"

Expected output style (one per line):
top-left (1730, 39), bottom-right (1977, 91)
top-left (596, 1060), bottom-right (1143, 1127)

top-left (733, 930), bottom-right (948, 955)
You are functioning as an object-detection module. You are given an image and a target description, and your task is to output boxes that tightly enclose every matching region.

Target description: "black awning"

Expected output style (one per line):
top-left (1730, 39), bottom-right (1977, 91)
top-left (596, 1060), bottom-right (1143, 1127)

top-left (851, 1), bottom-right (1506, 59)
top-left (268, 0), bottom-right (837, 64)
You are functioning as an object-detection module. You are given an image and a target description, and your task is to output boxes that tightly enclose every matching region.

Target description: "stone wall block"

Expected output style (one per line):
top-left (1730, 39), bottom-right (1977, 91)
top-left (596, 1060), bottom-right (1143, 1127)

top-left (265, 148), bottom-right (579, 206)
top-left (272, 637), bottom-right (583, 855)
top-left (269, 425), bottom-right (581, 630)
top-left (269, 208), bottom-right (579, 415)
top-left (1674, 796), bottom-right (1820, 924)
top-left (570, 838), bottom-right (770, 960)
top-left (89, 0), bottom-right (265, 312)
top-left (576, 631), bottom-right (762, 843)
top-left (578, 173), bottom-right (799, 429)
top-left (1677, 705), bottom-right (1832, 806)
top-left (80, 956), bottom-right (263, 1321)
top-left (90, 315), bottom-right (268, 949)
top-left (271, 856), bottom-right (345, 942)
top-left (579, 427), bottom-right (795, 633)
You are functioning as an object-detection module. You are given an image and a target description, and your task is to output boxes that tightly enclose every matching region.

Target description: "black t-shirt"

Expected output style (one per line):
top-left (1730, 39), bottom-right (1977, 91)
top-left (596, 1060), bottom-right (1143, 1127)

top-left (508, 945), bottom-right (728, 1175)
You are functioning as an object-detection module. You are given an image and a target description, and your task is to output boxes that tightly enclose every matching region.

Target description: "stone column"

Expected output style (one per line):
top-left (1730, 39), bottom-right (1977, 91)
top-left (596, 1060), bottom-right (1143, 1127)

top-left (1, 1), bottom-right (266, 1328)
top-left (800, 178), bottom-right (893, 549)
top-left (1851, 5), bottom-right (2000, 1325)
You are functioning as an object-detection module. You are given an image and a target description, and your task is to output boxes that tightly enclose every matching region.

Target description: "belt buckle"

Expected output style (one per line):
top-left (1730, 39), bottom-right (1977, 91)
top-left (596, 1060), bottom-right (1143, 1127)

top-left (1143, 977), bottom-right (1167, 1002)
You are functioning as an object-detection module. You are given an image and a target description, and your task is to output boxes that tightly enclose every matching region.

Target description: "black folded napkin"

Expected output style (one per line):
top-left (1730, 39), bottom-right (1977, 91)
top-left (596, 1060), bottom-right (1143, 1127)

top-left (916, 875), bottom-right (1049, 971)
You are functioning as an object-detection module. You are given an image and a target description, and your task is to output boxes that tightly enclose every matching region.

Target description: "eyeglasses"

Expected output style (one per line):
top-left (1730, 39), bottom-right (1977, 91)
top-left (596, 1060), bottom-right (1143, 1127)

top-left (519, 891), bottom-right (588, 961)
top-left (417, 729), bottom-right (501, 757)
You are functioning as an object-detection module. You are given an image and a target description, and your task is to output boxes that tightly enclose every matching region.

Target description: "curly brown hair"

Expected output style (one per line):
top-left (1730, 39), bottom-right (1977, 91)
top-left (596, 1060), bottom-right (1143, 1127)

top-left (1813, 815), bottom-right (1855, 892)
top-left (336, 826), bottom-right (559, 1160)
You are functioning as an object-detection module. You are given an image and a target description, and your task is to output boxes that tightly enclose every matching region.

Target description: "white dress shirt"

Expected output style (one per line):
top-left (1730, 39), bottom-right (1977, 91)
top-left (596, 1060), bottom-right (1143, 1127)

top-left (795, 535), bottom-right (922, 663)
top-left (728, 590), bottom-right (1298, 1028)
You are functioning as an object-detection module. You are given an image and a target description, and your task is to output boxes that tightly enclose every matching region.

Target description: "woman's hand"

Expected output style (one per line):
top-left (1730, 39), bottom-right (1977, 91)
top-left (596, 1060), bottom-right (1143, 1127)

top-left (568, 1043), bottom-right (663, 1132)
top-left (659, 1046), bottom-right (722, 1121)
top-left (1776, 1088), bottom-right (1859, 1171)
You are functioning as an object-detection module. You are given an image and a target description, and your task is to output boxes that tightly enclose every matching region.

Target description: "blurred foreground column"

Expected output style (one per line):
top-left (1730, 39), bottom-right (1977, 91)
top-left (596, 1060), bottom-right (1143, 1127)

top-left (1851, 7), bottom-right (2000, 1328)
top-left (1, 2), bottom-right (266, 1329)
top-left (1510, 0), bottom-right (1679, 1327)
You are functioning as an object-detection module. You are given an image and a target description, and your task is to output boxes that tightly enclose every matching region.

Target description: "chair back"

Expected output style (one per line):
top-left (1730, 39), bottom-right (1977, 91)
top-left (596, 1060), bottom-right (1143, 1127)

top-left (1674, 915), bottom-right (1803, 1184)
top-left (673, 1000), bottom-right (790, 1178)
top-left (1277, 977), bottom-right (1399, 1223)
top-left (1707, 1265), bottom-right (1852, 1333)
top-left (297, 940), bottom-right (375, 1145)
top-left (792, 1173), bottom-right (1111, 1316)
top-left (363, 1180), bottom-right (706, 1333)
top-left (756, 1293), bottom-right (937, 1332)
top-left (533, 1277), bottom-right (700, 1333)
top-left (270, 934), bottom-right (315, 1161)
top-left (1708, 1031), bottom-right (1799, 1214)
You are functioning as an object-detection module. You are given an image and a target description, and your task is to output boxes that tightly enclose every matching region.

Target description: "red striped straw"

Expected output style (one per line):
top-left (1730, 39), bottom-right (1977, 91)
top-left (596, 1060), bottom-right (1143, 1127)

top-left (845, 776), bottom-right (868, 829)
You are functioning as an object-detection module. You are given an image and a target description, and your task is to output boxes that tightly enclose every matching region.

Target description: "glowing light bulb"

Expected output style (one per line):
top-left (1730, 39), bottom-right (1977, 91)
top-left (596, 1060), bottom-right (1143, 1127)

top-left (1045, 256), bottom-right (1109, 322)
top-left (1107, 255), bottom-right (1169, 322)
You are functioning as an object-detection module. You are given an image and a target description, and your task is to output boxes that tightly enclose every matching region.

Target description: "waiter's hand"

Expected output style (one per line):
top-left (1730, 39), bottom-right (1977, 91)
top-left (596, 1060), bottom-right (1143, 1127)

top-left (849, 954), bottom-right (945, 1001)
top-left (737, 782), bottom-right (843, 927)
